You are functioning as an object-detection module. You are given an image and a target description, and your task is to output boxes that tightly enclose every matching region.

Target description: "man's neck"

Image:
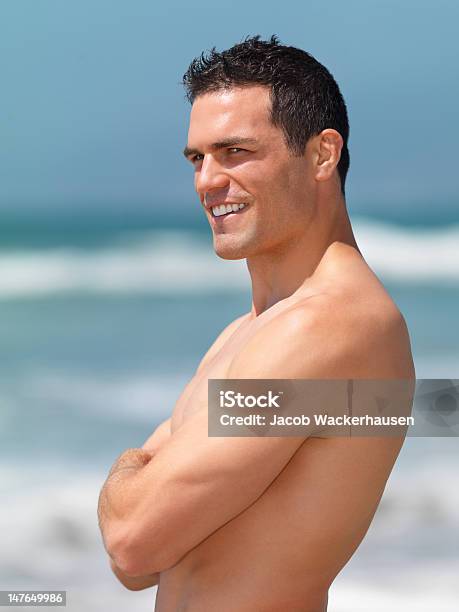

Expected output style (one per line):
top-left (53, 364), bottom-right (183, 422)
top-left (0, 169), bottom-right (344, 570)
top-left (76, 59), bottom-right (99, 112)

top-left (246, 202), bottom-right (359, 317)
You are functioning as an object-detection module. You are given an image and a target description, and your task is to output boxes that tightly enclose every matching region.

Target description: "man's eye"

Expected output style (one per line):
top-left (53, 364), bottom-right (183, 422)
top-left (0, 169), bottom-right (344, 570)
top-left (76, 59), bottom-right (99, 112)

top-left (192, 154), bottom-right (204, 163)
top-left (228, 148), bottom-right (243, 153)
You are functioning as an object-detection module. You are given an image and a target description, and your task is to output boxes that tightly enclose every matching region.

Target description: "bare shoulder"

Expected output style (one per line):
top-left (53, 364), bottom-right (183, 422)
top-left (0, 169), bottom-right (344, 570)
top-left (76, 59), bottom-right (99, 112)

top-left (323, 247), bottom-right (415, 378)
top-left (229, 279), bottom-right (414, 379)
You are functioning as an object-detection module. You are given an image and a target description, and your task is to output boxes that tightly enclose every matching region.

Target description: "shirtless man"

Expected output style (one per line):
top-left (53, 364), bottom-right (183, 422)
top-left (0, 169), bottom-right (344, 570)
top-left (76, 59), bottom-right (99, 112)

top-left (98, 36), bottom-right (415, 611)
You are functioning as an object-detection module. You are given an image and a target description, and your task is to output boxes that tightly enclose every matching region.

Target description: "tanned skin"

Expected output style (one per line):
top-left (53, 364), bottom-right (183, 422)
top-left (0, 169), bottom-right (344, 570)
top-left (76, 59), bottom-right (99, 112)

top-left (98, 85), bottom-right (415, 611)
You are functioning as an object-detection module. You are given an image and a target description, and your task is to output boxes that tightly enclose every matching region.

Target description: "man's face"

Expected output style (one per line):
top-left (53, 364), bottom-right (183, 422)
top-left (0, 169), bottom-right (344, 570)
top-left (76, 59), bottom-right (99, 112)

top-left (184, 86), bottom-right (315, 260)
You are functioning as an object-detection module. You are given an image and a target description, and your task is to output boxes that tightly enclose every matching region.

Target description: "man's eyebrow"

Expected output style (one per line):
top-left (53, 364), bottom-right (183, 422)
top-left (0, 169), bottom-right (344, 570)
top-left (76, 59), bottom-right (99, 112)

top-left (183, 137), bottom-right (258, 159)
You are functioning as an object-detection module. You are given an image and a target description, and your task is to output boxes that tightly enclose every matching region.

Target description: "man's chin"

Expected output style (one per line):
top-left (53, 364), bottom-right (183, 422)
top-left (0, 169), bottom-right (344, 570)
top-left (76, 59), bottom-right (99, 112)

top-left (214, 248), bottom-right (247, 261)
top-left (213, 238), bottom-right (248, 261)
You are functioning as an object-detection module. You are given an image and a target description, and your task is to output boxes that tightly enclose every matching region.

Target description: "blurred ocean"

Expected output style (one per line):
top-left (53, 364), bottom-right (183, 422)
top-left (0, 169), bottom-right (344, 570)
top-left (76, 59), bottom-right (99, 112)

top-left (1, 209), bottom-right (458, 611)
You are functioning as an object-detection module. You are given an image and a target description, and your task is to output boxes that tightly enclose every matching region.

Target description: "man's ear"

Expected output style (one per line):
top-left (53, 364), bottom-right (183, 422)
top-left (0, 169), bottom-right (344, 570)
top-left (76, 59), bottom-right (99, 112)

top-left (314, 129), bottom-right (343, 183)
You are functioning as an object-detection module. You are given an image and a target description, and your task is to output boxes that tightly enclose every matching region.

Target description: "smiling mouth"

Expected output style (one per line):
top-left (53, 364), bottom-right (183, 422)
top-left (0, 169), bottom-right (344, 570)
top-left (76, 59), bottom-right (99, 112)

top-left (211, 203), bottom-right (248, 217)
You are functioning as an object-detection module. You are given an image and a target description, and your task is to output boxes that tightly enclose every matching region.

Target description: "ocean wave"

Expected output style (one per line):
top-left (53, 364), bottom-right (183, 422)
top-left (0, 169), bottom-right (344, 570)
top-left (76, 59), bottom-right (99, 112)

top-left (353, 218), bottom-right (459, 282)
top-left (0, 219), bottom-right (458, 298)
top-left (0, 230), bottom-right (249, 298)
top-left (0, 370), bottom-right (188, 424)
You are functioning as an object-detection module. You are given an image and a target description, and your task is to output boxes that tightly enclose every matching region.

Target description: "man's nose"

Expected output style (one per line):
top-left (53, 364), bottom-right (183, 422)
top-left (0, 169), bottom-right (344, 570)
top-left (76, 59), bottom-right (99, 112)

top-left (195, 154), bottom-right (229, 195)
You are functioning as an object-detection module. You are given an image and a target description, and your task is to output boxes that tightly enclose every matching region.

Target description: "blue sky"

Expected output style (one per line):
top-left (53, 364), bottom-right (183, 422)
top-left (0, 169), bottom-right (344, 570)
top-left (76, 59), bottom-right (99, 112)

top-left (1, 0), bottom-right (458, 218)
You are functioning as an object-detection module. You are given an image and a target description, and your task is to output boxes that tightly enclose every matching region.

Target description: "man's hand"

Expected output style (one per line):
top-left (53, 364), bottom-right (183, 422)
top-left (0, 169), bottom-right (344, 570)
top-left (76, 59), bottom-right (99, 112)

top-left (99, 414), bottom-right (172, 533)
top-left (98, 418), bottom-right (173, 578)
top-left (98, 448), bottom-right (153, 552)
top-left (108, 448), bottom-right (153, 478)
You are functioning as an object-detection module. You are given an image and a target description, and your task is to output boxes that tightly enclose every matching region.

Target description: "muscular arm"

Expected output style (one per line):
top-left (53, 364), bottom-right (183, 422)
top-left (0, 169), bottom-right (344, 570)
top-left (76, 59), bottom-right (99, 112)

top-left (100, 299), bottom-right (413, 577)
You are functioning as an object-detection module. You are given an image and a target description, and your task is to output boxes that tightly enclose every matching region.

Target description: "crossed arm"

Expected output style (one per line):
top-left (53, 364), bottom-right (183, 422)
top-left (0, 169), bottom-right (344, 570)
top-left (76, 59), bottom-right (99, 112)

top-left (98, 300), bottom-right (411, 583)
top-left (99, 409), bottom-right (307, 578)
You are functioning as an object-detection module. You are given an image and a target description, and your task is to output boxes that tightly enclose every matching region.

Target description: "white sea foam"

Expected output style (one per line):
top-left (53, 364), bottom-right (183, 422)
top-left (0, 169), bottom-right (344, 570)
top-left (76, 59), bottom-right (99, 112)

top-left (330, 568), bottom-right (459, 612)
top-left (0, 219), bottom-right (458, 299)
top-left (353, 218), bottom-right (459, 282)
top-left (13, 369), bottom-right (189, 422)
top-left (0, 230), bottom-right (248, 298)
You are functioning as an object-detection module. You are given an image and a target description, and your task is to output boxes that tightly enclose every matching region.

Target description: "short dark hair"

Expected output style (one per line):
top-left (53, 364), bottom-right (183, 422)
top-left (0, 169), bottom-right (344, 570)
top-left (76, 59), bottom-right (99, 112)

top-left (183, 35), bottom-right (350, 196)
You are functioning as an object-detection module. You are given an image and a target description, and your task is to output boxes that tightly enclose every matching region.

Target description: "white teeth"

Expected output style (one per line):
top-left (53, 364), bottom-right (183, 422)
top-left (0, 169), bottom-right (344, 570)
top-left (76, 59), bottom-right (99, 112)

top-left (212, 205), bottom-right (225, 217)
top-left (211, 203), bottom-right (247, 217)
